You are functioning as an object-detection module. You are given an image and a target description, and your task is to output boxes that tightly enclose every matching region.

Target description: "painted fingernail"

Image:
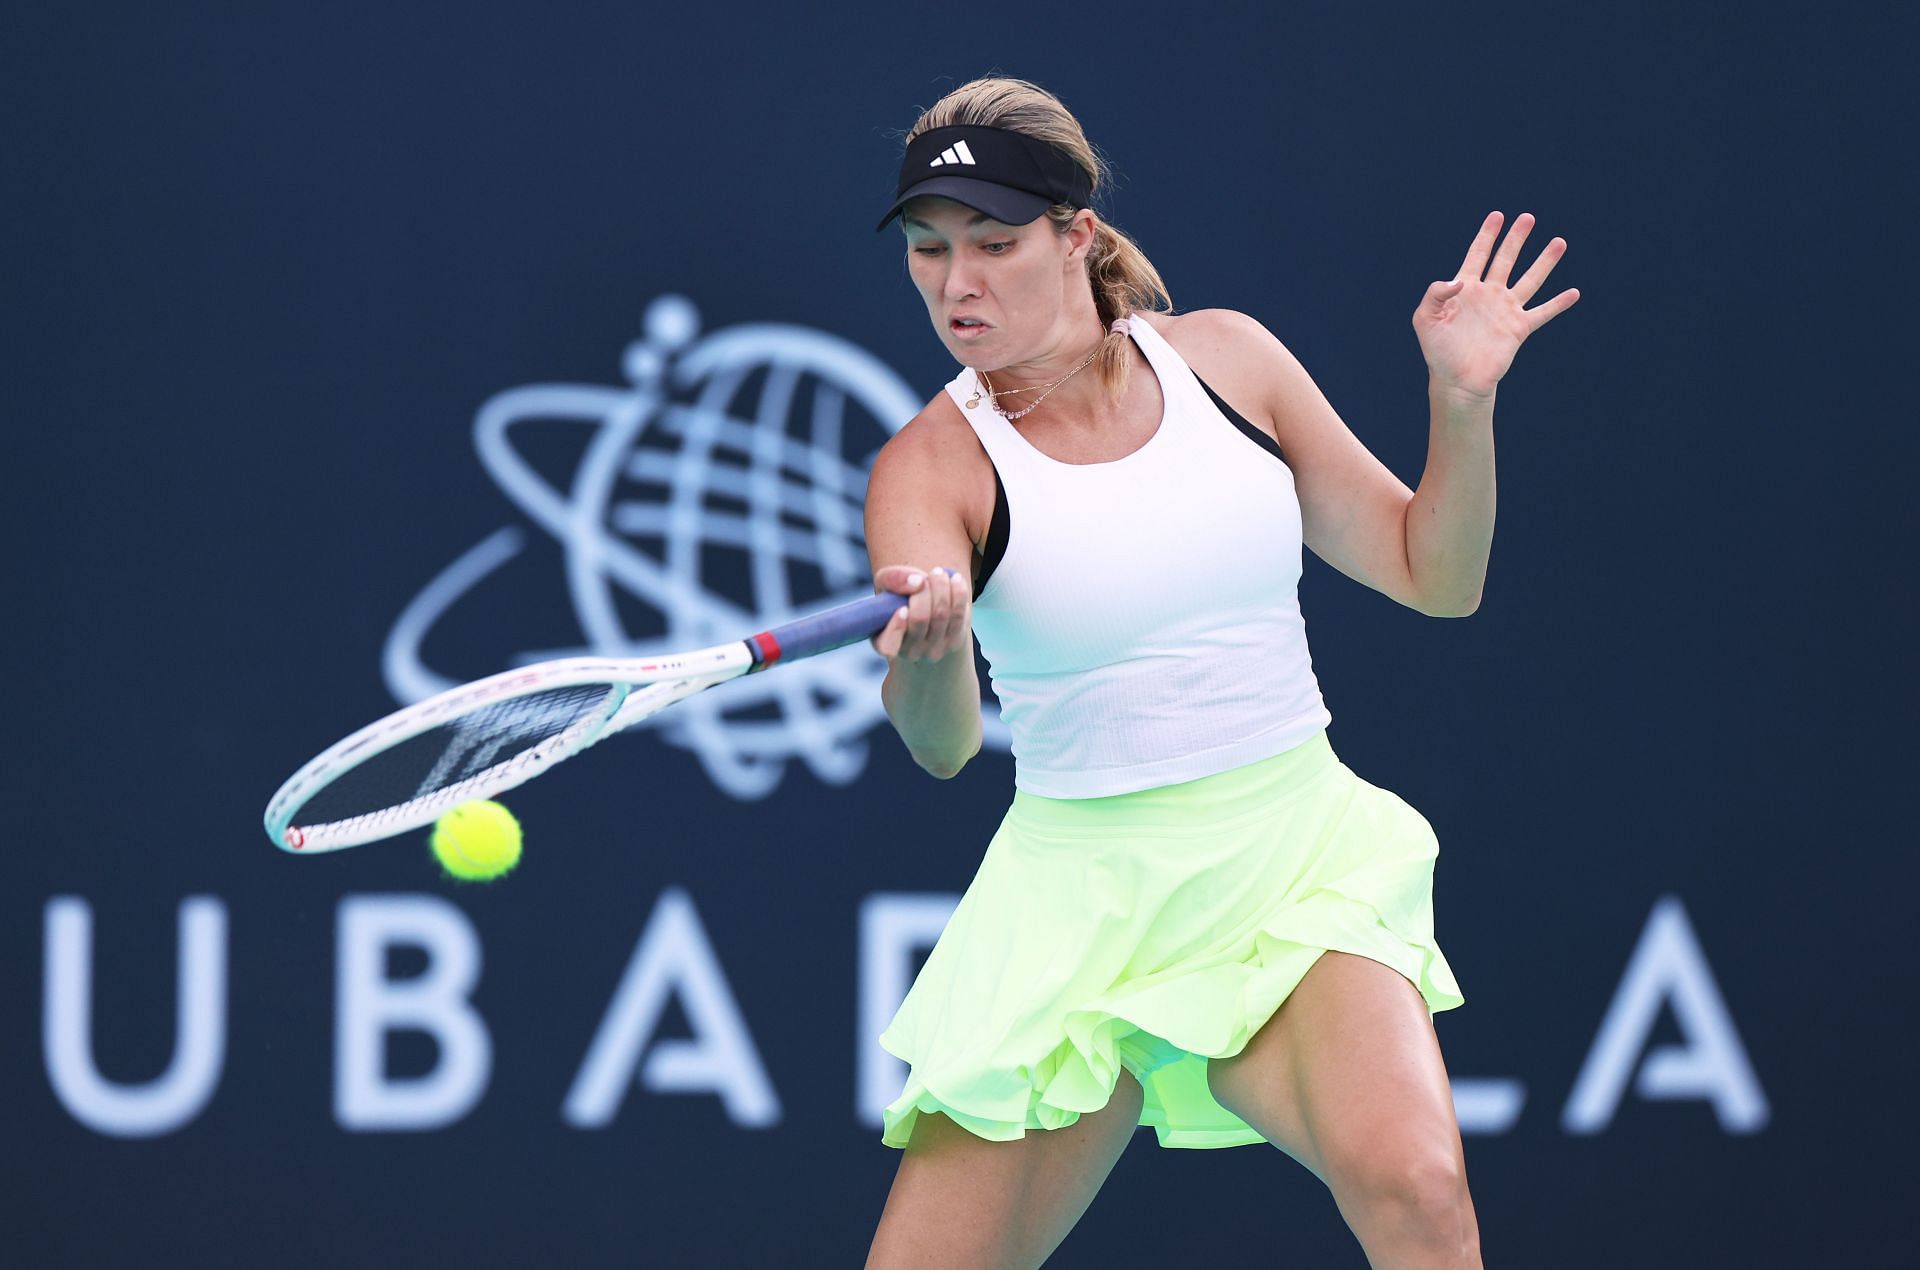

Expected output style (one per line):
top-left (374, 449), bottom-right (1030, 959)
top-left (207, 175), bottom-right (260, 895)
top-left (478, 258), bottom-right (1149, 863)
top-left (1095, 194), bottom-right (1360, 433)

top-left (906, 571), bottom-right (925, 588)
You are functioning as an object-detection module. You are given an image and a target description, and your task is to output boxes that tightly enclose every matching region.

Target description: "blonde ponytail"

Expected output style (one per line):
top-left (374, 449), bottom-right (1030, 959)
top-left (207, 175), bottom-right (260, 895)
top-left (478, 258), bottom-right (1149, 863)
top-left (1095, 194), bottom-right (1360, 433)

top-left (906, 77), bottom-right (1171, 401)
top-left (1072, 215), bottom-right (1170, 400)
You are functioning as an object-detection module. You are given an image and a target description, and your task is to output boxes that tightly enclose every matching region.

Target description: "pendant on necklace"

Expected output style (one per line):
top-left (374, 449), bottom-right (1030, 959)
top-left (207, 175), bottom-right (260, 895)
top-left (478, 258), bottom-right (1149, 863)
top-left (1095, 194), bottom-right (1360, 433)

top-left (965, 390), bottom-right (980, 409)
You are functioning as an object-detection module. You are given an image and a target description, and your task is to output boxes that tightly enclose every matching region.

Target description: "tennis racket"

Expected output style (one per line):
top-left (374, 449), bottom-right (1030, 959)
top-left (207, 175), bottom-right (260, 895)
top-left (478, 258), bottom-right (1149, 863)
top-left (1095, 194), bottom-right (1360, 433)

top-left (263, 591), bottom-right (909, 853)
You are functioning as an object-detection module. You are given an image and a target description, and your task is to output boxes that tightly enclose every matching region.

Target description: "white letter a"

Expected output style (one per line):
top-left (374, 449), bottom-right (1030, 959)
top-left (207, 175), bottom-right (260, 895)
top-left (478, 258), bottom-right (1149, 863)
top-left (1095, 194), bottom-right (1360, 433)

top-left (1563, 895), bottom-right (1769, 1134)
top-left (565, 887), bottom-right (779, 1129)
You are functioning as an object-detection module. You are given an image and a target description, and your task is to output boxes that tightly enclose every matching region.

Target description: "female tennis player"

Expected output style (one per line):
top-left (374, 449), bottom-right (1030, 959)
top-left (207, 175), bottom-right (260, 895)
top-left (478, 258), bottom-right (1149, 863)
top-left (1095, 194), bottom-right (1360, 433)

top-left (862, 78), bottom-right (1576, 1269)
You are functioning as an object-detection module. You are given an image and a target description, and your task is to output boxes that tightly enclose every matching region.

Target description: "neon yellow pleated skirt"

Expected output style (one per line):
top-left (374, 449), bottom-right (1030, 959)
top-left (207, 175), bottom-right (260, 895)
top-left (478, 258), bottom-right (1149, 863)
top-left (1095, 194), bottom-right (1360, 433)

top-left (877, 729), bottom-right (1464, 1150)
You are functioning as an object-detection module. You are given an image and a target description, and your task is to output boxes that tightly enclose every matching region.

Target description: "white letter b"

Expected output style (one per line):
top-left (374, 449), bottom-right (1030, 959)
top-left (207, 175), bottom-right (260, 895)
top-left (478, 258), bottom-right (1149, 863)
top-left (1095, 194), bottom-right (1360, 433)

top-left (335, 895), bottom-right (491, 1131)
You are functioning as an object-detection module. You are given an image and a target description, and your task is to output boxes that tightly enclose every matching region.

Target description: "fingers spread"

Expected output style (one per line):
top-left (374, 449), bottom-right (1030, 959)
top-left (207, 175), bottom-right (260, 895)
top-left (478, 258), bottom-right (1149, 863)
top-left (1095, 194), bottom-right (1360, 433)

top-left (1457, 210), bottom-right (1504, 281)
top-left (1527, 286), bottom-right (1582, 331)
top-left (1423, 277), bottom-right (1464, 313)
top-left (1488, 211), bottom-right (1535, 286)
top-left (1511, 234), bottom-right (1567, 305)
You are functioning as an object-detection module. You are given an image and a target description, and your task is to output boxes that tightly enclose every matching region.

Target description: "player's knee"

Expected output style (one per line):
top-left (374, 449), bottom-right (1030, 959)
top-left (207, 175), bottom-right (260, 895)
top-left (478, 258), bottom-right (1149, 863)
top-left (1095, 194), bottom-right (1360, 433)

top-left (1326, 1145), bottom-right (1472, 1241)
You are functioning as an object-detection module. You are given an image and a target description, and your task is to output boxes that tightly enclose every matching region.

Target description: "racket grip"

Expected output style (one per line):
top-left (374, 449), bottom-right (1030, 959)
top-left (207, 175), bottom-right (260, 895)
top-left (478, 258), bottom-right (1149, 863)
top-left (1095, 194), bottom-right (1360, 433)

top-left (749, 592), bottom-right (910, 668)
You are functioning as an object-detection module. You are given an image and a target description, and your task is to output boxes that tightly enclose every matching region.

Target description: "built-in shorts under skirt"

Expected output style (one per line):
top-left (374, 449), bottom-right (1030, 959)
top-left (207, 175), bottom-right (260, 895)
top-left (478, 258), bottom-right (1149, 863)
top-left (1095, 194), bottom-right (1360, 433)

top-left (878, 729), bottom-right (1464, 1150)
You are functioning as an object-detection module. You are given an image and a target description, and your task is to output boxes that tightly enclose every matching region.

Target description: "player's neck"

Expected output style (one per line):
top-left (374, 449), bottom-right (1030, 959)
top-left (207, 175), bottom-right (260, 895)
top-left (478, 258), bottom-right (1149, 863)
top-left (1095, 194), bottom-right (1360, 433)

top-left (981, 320), bottom-right (1109, 419)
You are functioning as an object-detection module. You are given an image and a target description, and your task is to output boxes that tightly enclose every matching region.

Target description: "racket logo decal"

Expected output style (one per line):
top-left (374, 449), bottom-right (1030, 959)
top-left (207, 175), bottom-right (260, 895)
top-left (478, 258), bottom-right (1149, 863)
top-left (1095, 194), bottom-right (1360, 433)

top-left (285, 826), bottom-right (306, 850)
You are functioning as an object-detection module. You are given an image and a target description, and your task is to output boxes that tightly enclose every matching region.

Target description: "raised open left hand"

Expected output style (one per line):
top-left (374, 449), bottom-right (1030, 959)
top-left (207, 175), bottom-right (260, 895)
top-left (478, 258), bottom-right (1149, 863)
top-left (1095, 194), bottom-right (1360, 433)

top-left (1414, 211), bottom-right (1580, 400)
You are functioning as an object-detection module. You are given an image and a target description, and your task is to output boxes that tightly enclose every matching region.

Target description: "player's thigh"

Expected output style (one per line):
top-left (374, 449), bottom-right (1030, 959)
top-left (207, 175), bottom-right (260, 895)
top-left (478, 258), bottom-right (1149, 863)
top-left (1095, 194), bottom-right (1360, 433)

top-left (867, 1069), bottom-right (1145, 1270)
top-left (1206, 949), bottom-right (1464, 1190)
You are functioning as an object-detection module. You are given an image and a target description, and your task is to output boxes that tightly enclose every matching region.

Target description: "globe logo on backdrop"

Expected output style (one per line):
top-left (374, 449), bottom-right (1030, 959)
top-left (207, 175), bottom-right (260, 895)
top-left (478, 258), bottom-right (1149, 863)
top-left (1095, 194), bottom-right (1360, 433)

top-left (383, 294), bottom-right (1005, 800)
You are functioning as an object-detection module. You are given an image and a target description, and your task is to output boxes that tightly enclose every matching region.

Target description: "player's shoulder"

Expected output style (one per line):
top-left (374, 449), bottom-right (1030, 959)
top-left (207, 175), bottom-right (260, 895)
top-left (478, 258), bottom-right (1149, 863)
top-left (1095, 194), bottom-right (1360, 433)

top-left (869, 390), bottom-right (989, 494)
top-left (866, 389), bottom-right (996, 548)
top-left (1137, 308), bottom-right (1298, 422)
top-left (1137, 307), bottom-right (1287, 362)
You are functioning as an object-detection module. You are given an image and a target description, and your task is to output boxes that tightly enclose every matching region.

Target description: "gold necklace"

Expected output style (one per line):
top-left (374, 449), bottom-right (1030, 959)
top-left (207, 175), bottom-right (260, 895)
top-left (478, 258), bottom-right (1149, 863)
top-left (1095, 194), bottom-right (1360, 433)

top-left (965, 342), bottom-right (1103, 420)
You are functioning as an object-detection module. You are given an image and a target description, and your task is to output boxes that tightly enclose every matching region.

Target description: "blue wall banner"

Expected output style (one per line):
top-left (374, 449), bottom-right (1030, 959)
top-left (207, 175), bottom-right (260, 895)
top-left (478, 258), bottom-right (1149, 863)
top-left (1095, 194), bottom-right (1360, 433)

top-left (6, 3), bottom-right (1911, 1266)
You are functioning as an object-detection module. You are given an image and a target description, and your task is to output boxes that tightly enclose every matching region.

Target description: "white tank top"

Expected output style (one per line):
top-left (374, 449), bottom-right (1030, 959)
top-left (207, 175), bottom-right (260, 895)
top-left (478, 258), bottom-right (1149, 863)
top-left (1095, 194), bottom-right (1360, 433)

top-left (953, 314), bottom-right (1332, 798)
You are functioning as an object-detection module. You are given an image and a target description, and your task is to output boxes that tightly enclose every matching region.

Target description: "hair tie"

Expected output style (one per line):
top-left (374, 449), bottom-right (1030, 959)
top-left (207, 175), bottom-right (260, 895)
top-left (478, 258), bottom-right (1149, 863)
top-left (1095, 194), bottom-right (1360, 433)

top-left (1109, 317), bottom-right (1131, 336)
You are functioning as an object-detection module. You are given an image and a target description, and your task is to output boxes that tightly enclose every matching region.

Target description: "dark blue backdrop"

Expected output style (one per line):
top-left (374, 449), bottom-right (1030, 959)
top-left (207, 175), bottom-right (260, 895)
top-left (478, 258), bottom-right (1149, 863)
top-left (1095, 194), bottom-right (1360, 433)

top-left (7, 3), bottom-right (1913, 1266)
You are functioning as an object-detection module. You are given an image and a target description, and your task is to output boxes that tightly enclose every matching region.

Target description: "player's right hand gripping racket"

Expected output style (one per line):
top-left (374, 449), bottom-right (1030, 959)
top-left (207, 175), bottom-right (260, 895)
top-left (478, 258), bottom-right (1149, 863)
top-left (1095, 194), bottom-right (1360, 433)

top-left (263, 591), bottom-right (909, 854)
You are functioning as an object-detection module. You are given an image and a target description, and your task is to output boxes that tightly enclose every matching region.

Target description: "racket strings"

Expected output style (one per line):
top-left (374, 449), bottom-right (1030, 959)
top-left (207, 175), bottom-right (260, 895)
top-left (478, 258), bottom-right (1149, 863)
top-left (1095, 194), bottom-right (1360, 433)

top-left (293, 684), bottom-right (624, 830)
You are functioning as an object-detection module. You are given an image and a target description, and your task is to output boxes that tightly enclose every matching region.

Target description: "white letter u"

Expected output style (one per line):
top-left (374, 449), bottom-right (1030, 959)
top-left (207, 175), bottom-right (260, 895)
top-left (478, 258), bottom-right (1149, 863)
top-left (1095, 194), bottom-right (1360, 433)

top-left (43, 896), bottom-right (228, 1138)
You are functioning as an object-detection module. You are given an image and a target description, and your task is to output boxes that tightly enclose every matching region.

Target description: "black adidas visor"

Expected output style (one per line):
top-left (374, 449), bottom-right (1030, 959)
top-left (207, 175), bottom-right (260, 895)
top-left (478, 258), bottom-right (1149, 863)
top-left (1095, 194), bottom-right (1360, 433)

top-left (875, 125), bottom-right (1092, 232)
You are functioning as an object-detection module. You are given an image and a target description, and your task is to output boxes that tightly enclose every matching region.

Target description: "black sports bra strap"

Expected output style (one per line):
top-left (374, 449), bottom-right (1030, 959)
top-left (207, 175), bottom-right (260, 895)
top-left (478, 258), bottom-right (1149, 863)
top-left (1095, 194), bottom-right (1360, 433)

top-left (1193, 372), bottom-right (1287, 464)
top-left (973, 464), bottom-right (1010, 601)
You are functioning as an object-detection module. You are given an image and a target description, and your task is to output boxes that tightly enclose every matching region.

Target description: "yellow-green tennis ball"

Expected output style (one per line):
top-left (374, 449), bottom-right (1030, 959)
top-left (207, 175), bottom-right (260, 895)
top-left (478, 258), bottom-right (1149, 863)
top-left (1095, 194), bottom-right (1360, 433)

top-left (430, 801), bottom-right (522, 881)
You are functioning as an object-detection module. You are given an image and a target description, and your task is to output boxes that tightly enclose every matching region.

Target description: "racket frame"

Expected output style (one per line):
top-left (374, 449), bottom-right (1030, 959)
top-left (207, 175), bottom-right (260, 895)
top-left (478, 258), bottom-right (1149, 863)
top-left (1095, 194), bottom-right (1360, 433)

top-left (264, 590), bottom-right (909, 854)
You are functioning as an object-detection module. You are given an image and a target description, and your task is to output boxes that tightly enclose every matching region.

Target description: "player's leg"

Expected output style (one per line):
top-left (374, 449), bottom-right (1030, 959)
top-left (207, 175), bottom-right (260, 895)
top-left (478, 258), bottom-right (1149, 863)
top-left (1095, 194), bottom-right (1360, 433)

top-left (865, 1068), bottom-right (1145, 1270)
top-left (1206, 950), bottom-right (1481, 1268)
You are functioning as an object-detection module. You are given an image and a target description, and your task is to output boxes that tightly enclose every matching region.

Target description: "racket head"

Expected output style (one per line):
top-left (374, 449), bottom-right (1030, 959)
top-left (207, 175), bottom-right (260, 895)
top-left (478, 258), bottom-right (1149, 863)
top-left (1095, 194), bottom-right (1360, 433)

top-left (264, 658), bottom-right (739, 853)
top-left (264, 590), bottom-right (904, 854)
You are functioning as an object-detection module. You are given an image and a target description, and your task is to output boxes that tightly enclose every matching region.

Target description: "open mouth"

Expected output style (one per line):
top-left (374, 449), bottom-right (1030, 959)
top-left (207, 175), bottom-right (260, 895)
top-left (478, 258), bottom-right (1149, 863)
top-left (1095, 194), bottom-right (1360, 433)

top-left (950, 318), bottom-right (990, 338)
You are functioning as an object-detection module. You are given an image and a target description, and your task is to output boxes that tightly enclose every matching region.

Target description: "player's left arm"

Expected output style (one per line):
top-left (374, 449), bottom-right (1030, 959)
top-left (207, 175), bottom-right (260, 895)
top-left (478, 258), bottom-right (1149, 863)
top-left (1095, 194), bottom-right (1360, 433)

top-left (1173, 212), bottom-right (1578, 618)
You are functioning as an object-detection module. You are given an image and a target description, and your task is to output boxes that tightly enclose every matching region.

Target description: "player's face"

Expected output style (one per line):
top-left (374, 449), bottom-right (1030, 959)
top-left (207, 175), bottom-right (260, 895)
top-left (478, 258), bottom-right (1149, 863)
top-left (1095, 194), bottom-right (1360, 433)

top-left (901, 197), bottom-right (1082, 370)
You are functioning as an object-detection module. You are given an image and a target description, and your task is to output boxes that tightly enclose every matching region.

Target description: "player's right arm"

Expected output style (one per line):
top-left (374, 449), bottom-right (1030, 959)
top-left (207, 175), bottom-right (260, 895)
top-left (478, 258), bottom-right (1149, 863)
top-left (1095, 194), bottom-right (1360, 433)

top-left (863, 407), bottom-right (988, 779)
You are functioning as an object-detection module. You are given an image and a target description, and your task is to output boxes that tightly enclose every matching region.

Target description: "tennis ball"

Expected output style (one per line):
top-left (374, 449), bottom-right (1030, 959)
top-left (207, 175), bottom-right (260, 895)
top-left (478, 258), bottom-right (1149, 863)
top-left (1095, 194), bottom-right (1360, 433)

top-left (430, 800), bottom-right (522, 881)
